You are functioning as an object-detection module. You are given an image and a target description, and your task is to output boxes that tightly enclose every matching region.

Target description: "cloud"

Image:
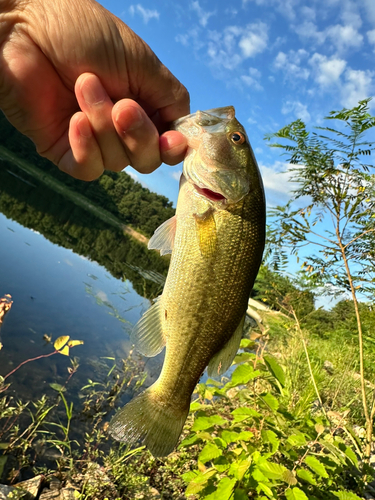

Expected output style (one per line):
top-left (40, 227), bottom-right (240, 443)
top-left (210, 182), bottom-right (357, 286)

top-left (282, 101), bottom-right (311, 122)
top-left (361, 0), bottom-right (375, 25)
top-left (309, 53), bottom-right (347, 87)
top-left (273, 49), bottom-right (310, 81)
top-left (368, 29), bottom-right (375, 51)
top-left (191, 1), bottom-right (215, 27)
top-left (128, 4), bottom-right (159, 24)
top-left (259, 161), bottom-right (295, 206)
top-left (170, 170), bottom-right (182, 181)
top-left (340, 69), bottom-right (375, 108)
top-left (325, 24), bottom-right (363, 52)
top-left (206, 22), bottom-right (269, 70)
top-left (240, 67), bottom-right (263, 91)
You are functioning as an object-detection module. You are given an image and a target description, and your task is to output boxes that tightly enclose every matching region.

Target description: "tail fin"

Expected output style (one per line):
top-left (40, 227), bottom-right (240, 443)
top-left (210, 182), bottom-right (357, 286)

top-left (109, 384), bottom-right (189, 457)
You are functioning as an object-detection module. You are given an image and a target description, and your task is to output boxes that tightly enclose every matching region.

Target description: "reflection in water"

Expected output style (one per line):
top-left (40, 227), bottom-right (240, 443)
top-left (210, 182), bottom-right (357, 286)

top-left (0, 157), bottom-right (169, 408)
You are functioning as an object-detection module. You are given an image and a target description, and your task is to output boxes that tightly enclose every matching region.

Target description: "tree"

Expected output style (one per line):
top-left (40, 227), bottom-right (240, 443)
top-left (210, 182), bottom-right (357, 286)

top-left (266, 98), bottom-right (375, 458)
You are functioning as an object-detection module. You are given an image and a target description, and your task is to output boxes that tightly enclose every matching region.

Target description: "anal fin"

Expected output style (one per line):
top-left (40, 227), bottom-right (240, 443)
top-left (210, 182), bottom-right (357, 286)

top-left (207, 314), bottom-right (245, 377)
top-left (131, 296), bottom-right (166, 357)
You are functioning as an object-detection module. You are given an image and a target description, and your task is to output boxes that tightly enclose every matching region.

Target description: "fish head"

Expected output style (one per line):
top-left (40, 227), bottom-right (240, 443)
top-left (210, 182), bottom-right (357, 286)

top-left (173, 106), bottom-right (260, 206)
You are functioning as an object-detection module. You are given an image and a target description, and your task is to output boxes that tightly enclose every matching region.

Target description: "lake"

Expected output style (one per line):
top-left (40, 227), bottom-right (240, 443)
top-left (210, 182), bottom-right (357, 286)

top-left (0, 160), bottom-right (167, 416)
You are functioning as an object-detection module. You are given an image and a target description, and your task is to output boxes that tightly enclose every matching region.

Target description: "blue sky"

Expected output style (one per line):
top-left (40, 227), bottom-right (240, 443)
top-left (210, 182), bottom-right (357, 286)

top-left (100, 0), bottom-right (374, 210)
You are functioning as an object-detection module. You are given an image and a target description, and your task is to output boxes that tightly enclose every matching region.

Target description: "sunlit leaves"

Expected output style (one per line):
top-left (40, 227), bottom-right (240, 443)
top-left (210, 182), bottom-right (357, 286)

top-left (53, 336), bottom-right (84, 356)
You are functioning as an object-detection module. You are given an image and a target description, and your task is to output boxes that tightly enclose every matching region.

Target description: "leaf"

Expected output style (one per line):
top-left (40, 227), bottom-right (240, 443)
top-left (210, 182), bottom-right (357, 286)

top-left (233, 489), bottom-right (248, 500)
top-left (221, 430), bottom-right (253, 444)
top-left (305, 455), bottom-right (329, 478)
top-left (264, 355), bottom-right (286, 386)
top-left (261, 430), bottom-right (280, 453)
top-left (67, 340), bottom-right (84, 348)
top-left (282, 469), bottom-right (297, 486)
top-left (199, 443), bottom-right (222, 464)
top-left (285, 487), bottom-right (309, 500)
top-left (332, 492), bottom-right (362, 500)
top-left (0, 456), bottom-right (7, 479)
top-left (185, 469), bottom-right (217, 496)
top-left (261, 393), bottom-right (279, 411)
top-left (54, 335), bottom-right (70, 350)
top-left (287, 433), bottom-right (307, 447)
top-left (232, 407), bottom-right (260, 422)
top-left (229, 457), bottom-right (252, 481)
top-left (204, 477), bottom-right (237, 500)
top-left (230, 364), bottom-right (261, 386)
top-left (297, 469), bottom-right (317, 485)
top-left (59, 345), bottom-right (70, 356)
top-left (49, 383), bottom-right (66, 392)
top-left (192, 415), bottom-right (227, 431)
top-left (258, 460), bottom-right (287, 480)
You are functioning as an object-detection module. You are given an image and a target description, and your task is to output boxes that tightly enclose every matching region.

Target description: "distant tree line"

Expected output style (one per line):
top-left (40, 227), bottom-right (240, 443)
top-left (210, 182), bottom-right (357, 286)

top-left (0, 112), bottom-right (175, 238)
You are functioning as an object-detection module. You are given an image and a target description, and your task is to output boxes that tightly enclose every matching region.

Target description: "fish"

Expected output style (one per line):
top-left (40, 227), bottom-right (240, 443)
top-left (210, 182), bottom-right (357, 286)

top-left (109, 106), bottom-right (266, 457)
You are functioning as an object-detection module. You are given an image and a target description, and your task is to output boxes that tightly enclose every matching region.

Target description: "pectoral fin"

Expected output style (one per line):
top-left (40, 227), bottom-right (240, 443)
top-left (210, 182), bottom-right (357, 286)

top-left (207, 314), bottom-right (245, 377)
top-left (194, 209), bottom-right (217, 259)
top-left (148, 216), bottom-right (177, 256)
top-left (131, 296), bottom-right (166, 357)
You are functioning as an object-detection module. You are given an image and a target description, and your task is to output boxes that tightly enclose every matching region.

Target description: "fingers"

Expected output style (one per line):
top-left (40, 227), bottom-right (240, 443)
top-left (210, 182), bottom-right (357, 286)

top-left (58, 73), bottom-right (188, 180)
top-left (112, 99), bottom-right (161, 173)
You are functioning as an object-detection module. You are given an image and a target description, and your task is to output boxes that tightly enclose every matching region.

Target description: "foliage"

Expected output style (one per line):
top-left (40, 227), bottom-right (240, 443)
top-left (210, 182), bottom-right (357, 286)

top-left (265, 98), bottom-right (375, 457)
top-left (179, 331), bottom-right (373, 500)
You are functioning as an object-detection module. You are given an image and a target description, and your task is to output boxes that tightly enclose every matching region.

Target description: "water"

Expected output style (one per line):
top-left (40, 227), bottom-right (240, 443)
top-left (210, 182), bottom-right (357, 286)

top-left (0, 160), bottom-right (167, 407)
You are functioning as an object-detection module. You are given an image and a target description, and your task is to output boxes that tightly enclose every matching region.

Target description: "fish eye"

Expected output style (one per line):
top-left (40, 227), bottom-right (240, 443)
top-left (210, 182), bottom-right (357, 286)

top-left (230, 132), bottom-right (246, 145)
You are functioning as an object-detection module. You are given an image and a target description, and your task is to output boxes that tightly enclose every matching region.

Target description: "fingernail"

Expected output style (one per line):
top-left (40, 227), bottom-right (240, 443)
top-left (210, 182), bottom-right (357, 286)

top-left (81, 77), bottom-right (106, 105)
top-left (116, 107), bottom-right (144, 134)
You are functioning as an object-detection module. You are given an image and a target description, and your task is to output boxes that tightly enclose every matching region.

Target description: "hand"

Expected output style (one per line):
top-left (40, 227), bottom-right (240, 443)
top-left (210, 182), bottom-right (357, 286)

top-left (0, 0), bottom-right (189, 180)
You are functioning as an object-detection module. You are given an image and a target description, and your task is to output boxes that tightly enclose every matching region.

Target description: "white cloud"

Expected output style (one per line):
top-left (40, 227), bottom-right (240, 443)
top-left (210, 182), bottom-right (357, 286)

top-left (309, 53), bottom-right (347, 87)
top-left (361, 0), bottom-right (375, 25)
top-left (238, 22), bottom-right (268, 57)
top-left (340, 69), bottom-right (374, 108)
top-left (206, 22), bottom-right (268, 70)
top-left (240, 67), bottom-right (263, 91)
top-left (282, 100), bottom-right (311, 122)
top-left (128, 4), bottom-right (159, 24)
top-left (273, 49), bottom-right (310, 81)
top-left (326, 24), bottom-right (363, 52)
top-left (259, 161), bottom-right (295, 206)
top-left (191, 1), bottom-right (215, 27)
top-left (170, 170), bottom-right (182, 181)
top-left (368, 29), bottom-right (375, 50)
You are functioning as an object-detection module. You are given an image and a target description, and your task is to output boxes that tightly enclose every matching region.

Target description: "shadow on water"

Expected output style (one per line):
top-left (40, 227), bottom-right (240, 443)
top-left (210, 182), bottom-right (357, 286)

top-left (0, 153), bottom-right (169, 426)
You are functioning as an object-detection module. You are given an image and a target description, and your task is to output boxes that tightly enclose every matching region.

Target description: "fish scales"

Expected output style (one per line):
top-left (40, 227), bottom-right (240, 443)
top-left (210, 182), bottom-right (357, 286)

top-left (110, 106), bottom-right (266, 457)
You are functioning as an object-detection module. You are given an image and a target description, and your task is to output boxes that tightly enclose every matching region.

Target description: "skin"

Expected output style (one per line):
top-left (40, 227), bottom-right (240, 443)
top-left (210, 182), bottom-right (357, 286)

top-left (0, 0), bottom-right (189, 180)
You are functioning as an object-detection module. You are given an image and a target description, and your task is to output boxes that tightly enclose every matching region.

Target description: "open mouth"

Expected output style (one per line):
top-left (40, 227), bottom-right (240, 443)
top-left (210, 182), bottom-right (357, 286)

top-left (194, 185), bottom-right (226, 202)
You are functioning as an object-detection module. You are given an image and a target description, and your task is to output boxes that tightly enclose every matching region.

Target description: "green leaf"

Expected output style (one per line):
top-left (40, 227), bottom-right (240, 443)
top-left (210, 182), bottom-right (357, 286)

top-left (258, 460), bottom-right (287, 480)
top-left (49, 383), bottom-right (66, 392)
top-left (54, 335), bottom-right (69, 350)
top-left (0, 443), bottom-right (9, 449)
top-left (230, 364), bottom-right (261, 386)
top-left (204, 477), bottom-right (237, 500)
top-left (282, 469), bottom-right (297, 486)
top-left (297, 469), bottom-right (317, 485)
top-left (221, 430), bottom-right (253, 444)
top-left (199, 443), bottom-right (222, 464)
top-left (305, 455), bottom-right (329, 478)
top-left (264, 355), bottom-right (286, 386)
top-left (233, 489), bottom-right (248, 500)
top-left (261, 430), bottom-right (280, 453)
top-left (229, 457), bottom-right (252, 481)
top-left (185, 469), bottom-right (217, 496)
top-left (332, 492), bottom-right (362, 500)
top-left (343, 446), bottom-right (359, 468)
top-left (192, 415), bottom-right (227, 431)
top-left (260, 393), bottom-right (279, 411)
top-left (287, 433), bottom-right (307, 447)
top-left (231, 407), bottom-right (260, 422)
top-left (285, 487), bottom-right (309, 500)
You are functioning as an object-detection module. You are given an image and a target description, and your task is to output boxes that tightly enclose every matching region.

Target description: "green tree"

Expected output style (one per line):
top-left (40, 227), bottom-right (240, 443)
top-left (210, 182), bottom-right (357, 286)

top-left (266, 98), bottom-right (375, 457)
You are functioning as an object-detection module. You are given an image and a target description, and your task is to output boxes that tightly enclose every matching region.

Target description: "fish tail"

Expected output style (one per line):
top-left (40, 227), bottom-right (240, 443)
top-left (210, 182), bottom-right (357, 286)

top-left (109, 384), bottom-right (189, 457)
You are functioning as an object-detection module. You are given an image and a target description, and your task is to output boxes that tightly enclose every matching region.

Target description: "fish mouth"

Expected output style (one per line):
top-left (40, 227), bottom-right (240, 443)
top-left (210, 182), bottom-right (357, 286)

top-left (194, 184), bottom-right (226, 202)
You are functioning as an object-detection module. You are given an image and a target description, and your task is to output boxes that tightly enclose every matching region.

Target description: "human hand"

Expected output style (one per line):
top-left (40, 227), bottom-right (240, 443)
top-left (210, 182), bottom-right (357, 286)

top-left (0, 0), bottom-right (189, 180)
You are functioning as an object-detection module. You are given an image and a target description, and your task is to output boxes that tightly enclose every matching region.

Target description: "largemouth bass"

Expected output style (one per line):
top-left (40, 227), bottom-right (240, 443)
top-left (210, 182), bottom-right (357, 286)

top-left (110, 106), bottom-right (266, 456)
